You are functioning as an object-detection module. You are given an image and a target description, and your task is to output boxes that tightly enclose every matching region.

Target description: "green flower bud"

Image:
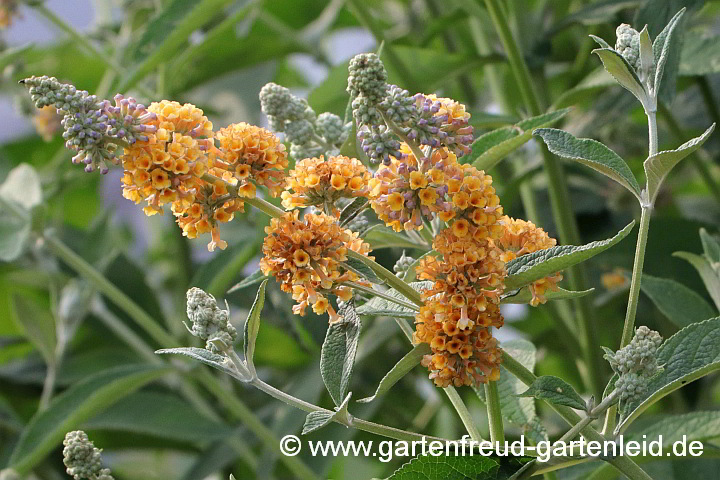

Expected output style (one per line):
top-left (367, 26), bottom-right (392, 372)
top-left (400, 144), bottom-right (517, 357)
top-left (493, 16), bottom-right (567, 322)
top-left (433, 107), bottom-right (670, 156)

top-left (347, 53), bottom-right (388, 103)
top-left (63, 431), bottom-right (114, 480)
top-left (393, 251), bottom-right (416, 277)
top-left (381, 85), bottom-right (415, 126)
top-left (186, 287), bottom-right (237, 352)
top-left (615, 24), bottom-right (641, 71)
top-left (290, 142), bottom-right (324, 161)
top-left (259, 82), bottom-right (315, 125)
top-left (284, 119), bottom-right (314, 146)
top-left (21, 76), bottom-right (100, 114)
top-left (315, 112), bottom-right (347, 145)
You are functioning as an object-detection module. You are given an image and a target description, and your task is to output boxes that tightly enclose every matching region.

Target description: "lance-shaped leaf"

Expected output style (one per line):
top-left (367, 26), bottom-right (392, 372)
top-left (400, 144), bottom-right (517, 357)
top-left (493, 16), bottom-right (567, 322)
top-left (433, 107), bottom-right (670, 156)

top-left (227, 270), bottom-right (268, 293)
top-left (156, 347), bottom-right (238, 379)
top-left (342, 256), bottom-right (384, 285)
top-left (475, 339), bottom-right (547, 444)
top-left (640, 274), bottom-right (717, 328)
top-left (339, 197), bottom-right (369, 227)
top-left (469, 108), bottom-right (572, 171)
top-left (356, 281), bottom-right (431, 318)
top-left (652, 8), bottom-right (686, 98)
top-left (592, 47), bottom-right (648, 107)
top-left (320, 302), bottom-right (361, 407)
top-left (638, 26), bottom-right (655, 84)
top-left (673, 252), bottom-right (720, 310)
top-left (534, 128), bottom-right (642, 199)
top-left (618, 316), bottom-right (720, 432)
top-left (9, 365), bottom-right (169, 474)
top-left (358, 343), bottom-right (431, 403)
top-left (700, 228), bottom-right (720, 263)
top-left (302, 393), bottom-right (352, 435)
top-left (243, 279), bottom-right (268, 370)
top-left (644, 123), bottom-right (715, 204)
top-left (500, 287), bottom-right (594, 305)
top-left (504, 222), bottom-right (635, 291)
top-left (517, 375), bottom-right (587, 411)
top-left (387, 454), bottom-right (526, 480)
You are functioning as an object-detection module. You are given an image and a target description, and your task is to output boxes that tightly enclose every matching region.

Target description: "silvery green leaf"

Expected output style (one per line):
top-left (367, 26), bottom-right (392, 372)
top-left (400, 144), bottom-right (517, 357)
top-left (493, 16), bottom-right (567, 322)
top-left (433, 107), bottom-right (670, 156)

top-left (475, 339), bottom-right (547, 444)
top-left (320, 302), bottom-right (360, 407)
top-left (358, 343), bottom-right (430, 403)
top-left (243, 279), bottom-right (268, 371)
top-left (589, 34), bottom-right (612, 49)
top-left (227, 270), bottom-right (268, 293)
top-left (673, 252), bottom-right (720, 310)
top-left (155, 347), bottom-right (237, 378)
top-left (500, 286), bottom-right (594, 304)
top-left (534, 128), bottom-right (642, 198)
top-left (592, 48), bottom-right (648, 107)
top-left (469, 108), bottom-right (572, 171)
top-left (0, 164), bottom-right (42, 210)
top-left (517, 375), bottom-right (588, 411)
top-left (618, 316), bottom-right (720, 432)
top-left (363, 224), bottom-right (427, 250)
top-left (644, 123), bottom-right (715, 204)
top-left (11, 293), bottom-right (57, 366)
top-left (638, 26), bottom-right (654, 83)
top-left (356, 281), bottom-right (431, 318)
top-left (640, 274), bottom-right (717, 328)
top-left (339, 197), bottom-right (369, 227)
top-left (504, 222), bottom-right (635, 290)
top-left (342, 256), bottom-right (384, 284)
top-left (652, 8), bottom-right (686, 99)
top-left (302, 393), bottom-right (351, 434)
top-left (700, 228), bottom-right (720, 263)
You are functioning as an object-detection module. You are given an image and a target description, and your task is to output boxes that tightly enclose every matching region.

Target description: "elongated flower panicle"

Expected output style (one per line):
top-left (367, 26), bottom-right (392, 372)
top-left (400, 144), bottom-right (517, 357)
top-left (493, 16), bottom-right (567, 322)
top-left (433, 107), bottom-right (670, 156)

top-left (281, 155), bottom-right (370, 212)
top-left (213, 122), bottom-right (288, 198)
top-left (120, 100), bottom-right (210, 217)
top-left (260, 211), bottom-right (372, 323)
top-left (186, 287), bottom-right (237, 351)
top-left (497, 216), bottom-right (562, 306)
top-left (605, 326), bottom-right (663, 402)
top-left (615, 24), bottom-right (641, 71)
top-left (63, 431), bottom-right (114, 480)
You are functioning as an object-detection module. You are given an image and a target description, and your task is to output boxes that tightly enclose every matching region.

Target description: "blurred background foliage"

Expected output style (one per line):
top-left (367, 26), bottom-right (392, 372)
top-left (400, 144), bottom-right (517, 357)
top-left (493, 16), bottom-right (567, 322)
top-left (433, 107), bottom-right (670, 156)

top-left (0, 0), bottom-right (719, 479)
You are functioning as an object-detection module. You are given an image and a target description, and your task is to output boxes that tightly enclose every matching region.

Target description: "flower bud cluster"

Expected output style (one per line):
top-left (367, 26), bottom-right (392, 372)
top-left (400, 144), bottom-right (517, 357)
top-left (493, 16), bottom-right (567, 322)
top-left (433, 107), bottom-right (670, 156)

top-left (346, 53), bottom-right (474, 164)
top-left (259, 82), bottom-right (348, 159)
top-left (615, 24), bottom-right (641, 71)
top-left (605, 326), bottom-right (663, 402)
top-left (186, 287), bottom-right (237, 352)
top-left (393, 251), bottom-right (415, 277)
top-left (63, 431), bottom-right (114, 480)
top-left (21, 76), bottom-right (157, 173)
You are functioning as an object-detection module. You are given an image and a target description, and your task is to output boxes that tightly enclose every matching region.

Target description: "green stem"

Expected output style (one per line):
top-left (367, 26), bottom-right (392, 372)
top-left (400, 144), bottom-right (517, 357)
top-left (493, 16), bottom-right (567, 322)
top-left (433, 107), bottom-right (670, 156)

top-left (502, 353), bottom-right (653, 480)
top-left (619, 207), bottom-right (652, 348)
top-left (347, 250), bottom-right (424, 306)
top-left (484, 380), bottom-right (505, 445)
top-left (445, 386), bottom-right (484, 442)
top-left (42, 232), bottom-right (177, 348)
top-left (342, 281), bottom-right (420, 311)
top-left (483, 0), bottom-right (602, 397)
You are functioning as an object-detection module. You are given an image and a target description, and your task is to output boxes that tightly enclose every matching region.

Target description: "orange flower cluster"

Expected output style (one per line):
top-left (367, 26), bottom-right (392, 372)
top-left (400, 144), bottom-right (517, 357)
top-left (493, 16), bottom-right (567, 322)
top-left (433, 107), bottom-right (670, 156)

top-left (260, 211), bottom-right (373, 323)
top-left (213, 122), bottom-right (288, 198)
top-left (281, 155), bottom-right (370, 213)
top-left (121, 100), bottom-right (211, 218)
top-left (414, 224), bottom-right (507, 387)
top-left (497, 216), bottom-right (562, 306)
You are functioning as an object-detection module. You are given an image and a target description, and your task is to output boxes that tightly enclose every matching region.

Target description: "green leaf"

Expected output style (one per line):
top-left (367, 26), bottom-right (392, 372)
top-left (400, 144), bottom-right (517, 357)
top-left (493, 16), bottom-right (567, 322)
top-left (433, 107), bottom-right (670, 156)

top-left (475, 340), bottom-right (547, 444)
top-left (0, 164), bottom-right (42, 210)
top-left (119, 0), bottom-right (236, 91)
top-left (387, 452), bottom-right (525, 479)
top-left (500, 287), bottom-right (594, 305)
top-left (679, 30), bottom-right (720, 76)
top-left (10, 293), bottom-right (56, 365)
top-left (0, 205), bottom-right (30, 262)
top-left (356, 281), bottom-right (431, 318)
top-left (227, 270), bottom-right (269, 294)
top-left (504, 222), bottom-right (635, 291)
top-left (342, 256), bottom-right (384, 285)
top-left (552, 67), bottom-right (617, 109)
top-left (320, 302), bottom-right (361, 407)
top-left (673, 252), bottom-right (720, 310)
top-left (638, 26), bottom-right (655, 83)
top-left (243, 279), bottom-right (268, 370)
top-left (629, 411), bottom-right (720, 446)
top-left (363, 225), bottom-right (428, 250)
top-left (552, 1), bottom-right (641, 30)
top-left (652, 8), bottom-right (686, 100)
top-left (645, 124), bottom-right (716, 204)
top-left (83, 391), bottom-right (231, 443)
top-left (517, 375), bottom-right (587, 411)
top-left (302, 393), bottom-right (351, 435)
top-left (8, 365), bottom-right (168, 474)
top-left (640, 274), bottom-right (717, 328)
top-left (592, 48), bottom-right (648, 106)
top-left (534, 128), bottom-right (641, 198)
top-left (155, 347), bottom-right (237, 378)
top-left (618, 316), bottom-right (720, 432)
top-left (358, 343), bottom-right (431, 403)
top-left (339, 197), bottom-right (369, 227)
top-left (469, 109), bottom-right (572, 171)
top-left (700, 228), bottom-right (720, 263)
